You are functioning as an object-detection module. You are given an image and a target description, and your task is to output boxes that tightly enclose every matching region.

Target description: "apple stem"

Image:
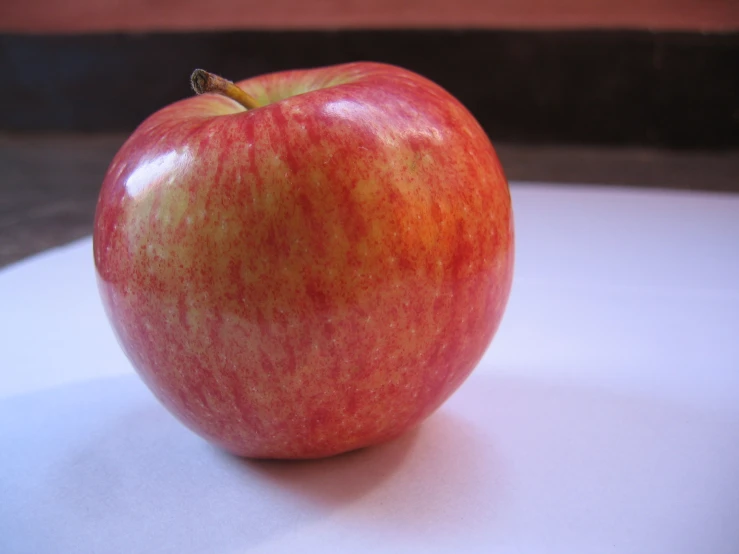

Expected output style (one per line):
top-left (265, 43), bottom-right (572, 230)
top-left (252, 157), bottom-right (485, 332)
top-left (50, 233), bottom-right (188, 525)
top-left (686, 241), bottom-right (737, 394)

top-left (190, 69), bottom-right (261, 110)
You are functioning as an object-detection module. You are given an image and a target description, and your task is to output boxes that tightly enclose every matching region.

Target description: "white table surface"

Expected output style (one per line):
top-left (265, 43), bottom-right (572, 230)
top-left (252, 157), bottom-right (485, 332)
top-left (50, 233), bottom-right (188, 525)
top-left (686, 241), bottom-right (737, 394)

top-left (2, 183), bottom-right (738, 554)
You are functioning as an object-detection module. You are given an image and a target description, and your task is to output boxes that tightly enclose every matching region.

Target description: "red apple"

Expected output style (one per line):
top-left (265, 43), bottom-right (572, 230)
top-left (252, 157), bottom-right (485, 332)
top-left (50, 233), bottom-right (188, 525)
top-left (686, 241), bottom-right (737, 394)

top-left (93, 62), bottom-right (514, 459)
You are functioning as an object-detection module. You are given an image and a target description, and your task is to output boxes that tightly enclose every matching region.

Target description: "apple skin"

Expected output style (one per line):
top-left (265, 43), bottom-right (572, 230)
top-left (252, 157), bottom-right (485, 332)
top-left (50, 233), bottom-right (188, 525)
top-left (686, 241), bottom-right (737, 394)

top-left (93, 62), bottom-right (514, 459)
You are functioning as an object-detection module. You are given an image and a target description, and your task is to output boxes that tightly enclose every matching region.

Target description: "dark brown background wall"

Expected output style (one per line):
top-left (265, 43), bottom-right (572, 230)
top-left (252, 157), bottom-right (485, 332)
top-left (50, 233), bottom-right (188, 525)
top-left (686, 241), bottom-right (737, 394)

top-left (1, 1), bottom-right (737, 147)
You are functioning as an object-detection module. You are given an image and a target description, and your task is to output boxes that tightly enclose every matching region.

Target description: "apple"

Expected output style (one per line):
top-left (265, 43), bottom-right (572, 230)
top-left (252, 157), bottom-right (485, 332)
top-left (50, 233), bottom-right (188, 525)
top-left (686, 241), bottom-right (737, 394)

top-left (93, 62), bottom-right (514, 459)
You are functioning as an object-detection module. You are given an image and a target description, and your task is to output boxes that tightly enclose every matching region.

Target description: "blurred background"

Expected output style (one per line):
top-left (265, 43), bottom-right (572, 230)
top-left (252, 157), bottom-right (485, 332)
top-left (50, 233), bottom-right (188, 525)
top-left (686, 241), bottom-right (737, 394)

top-left (1, 0), bottom-right (738, 267)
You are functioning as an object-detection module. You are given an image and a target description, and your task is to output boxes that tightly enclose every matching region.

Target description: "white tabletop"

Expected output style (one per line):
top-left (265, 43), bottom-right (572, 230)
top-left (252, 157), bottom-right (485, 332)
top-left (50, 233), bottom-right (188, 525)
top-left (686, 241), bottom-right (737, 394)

top-left (2, 183), bottom-right (738, 554)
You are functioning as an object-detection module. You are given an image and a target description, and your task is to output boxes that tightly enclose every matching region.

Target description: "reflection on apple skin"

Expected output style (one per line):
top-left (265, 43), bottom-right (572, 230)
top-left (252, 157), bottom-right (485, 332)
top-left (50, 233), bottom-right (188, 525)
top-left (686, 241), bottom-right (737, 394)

top-left (124, 150), bottom-right (185, 198)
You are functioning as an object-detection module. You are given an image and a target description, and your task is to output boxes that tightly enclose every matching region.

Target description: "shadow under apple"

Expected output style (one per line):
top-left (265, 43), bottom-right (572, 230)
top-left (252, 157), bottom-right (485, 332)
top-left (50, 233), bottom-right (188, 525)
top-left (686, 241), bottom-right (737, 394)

top-left (239, 407), bottom-right (505, 539)
top-left (4, 367), bottom-right (738, 553)
top-left (0, 374), bottom-right (495, 553)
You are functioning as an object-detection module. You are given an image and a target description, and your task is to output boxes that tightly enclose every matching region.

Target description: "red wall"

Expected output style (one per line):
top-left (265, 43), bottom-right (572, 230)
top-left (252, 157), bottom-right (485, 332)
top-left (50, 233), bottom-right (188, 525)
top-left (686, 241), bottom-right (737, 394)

top-left (3, 0), bottom-right (738, 33)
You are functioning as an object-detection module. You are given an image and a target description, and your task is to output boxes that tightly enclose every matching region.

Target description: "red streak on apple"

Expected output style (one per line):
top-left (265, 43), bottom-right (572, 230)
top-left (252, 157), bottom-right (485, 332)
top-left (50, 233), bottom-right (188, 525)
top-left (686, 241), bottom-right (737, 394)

top-left (93, 62), bottom-right (514, 459)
